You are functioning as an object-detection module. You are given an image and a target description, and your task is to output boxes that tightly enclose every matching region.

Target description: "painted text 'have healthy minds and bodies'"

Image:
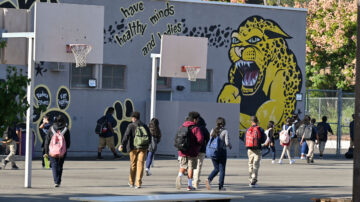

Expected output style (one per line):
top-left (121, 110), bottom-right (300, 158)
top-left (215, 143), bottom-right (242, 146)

top-left (115, 1), bottom-right (181, 56)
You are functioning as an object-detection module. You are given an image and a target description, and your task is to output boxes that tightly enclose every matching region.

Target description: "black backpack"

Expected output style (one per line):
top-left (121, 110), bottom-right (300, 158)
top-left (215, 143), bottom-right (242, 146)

top-left (317, 123), bottom-right (326, 141)
top-left (174, 125), bottom-right (194, 152)
top-left (95, 116), bottom-right (108, 135)
top-left (345, 147), bottom-right (353, 159)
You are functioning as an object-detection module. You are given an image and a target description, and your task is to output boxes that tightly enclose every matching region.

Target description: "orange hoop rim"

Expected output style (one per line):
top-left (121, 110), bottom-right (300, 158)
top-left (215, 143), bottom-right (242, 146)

top-left (181, 65), bottom-right (200, 72)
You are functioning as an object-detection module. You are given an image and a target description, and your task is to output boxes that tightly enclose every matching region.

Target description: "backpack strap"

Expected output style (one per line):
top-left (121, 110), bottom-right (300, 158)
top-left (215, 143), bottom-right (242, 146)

top-left (51, 126), bottom-right (56, 135)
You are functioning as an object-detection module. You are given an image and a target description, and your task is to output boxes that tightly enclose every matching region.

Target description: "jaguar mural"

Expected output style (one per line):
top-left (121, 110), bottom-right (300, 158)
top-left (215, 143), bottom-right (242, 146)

top-left (217, 15), bottom-right (302, 132)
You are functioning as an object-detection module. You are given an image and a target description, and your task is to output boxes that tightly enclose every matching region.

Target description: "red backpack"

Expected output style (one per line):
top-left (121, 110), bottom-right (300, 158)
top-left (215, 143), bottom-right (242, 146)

top-left (245, 126), bottom-right (261, 148)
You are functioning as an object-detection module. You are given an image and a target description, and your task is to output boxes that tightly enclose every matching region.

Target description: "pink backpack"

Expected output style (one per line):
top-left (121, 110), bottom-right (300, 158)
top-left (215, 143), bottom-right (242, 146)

top-left (49, 127), bottom-right (67, 158)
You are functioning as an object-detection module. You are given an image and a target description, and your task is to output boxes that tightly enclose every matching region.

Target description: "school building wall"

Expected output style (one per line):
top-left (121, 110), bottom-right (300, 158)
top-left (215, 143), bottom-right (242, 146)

top-left (0, 0), bottom-right (307, 157)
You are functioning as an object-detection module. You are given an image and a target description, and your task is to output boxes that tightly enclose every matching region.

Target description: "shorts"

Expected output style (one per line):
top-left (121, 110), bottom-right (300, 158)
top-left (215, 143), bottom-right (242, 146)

top-left (179, 156), bottom-right (197, 170)
top-left (98, 136), bottom-right (115, 149)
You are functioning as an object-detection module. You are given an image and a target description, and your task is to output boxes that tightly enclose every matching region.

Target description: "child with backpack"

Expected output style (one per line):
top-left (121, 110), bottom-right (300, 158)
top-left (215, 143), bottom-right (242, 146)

top-left (316, 116), bottom-right (333, 158)
top-left (245, 116), bottom-right (266, 188)
top-left (145, 118), bottom-right (162, 176)
top-left (278, 118), bottom-right (295, 165)
top-left (205, 117), bottom-right (232, 191)
top-left (300, 117), bottom-right (318, 164)
top-left (44, 115), bottom-right (71, 187)
top-left (262, 121), bottom-right (276, 164)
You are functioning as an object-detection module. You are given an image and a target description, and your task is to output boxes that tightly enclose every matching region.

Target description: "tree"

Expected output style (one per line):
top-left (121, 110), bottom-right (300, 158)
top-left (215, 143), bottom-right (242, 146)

top-left (0, 66), bottom-right (30, 137)
top-left (295, 0), bottom-right (357, 91)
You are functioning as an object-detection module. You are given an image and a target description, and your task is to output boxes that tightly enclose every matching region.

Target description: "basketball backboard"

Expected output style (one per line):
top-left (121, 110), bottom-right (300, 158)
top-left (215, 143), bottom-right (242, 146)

top-left (34, 2), bottom-right (104, 64)
top-left (159, 35), bottom-right (208, 79)
top-left (0, 8), bottom-right (30, 65)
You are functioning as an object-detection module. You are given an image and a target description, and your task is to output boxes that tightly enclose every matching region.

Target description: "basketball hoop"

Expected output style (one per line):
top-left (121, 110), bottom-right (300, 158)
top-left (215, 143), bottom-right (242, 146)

top-left (66, 44), bottom-right (92, 67)
top-left (181, 66), bottom-right (200, 81)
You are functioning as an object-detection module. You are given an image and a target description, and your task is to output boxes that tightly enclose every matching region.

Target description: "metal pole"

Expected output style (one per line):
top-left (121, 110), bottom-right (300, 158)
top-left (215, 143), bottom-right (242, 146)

top-left (150, 54), bottom-right (160, 120)
top-left (353, 1), bottom-right (360, 200)
top-left (336, 88), bottom-right (342, 156)
top-left (25, 36), bottom-right (34, 188)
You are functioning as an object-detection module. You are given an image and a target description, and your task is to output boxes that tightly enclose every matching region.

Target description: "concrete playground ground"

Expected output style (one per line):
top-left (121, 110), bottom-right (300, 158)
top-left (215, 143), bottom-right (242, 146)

top-left (0, 155), bottom-right (353, 202)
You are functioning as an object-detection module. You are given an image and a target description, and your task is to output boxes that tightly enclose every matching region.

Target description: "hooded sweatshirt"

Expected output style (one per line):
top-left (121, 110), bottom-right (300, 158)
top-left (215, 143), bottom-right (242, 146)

top-left (178, 121), bottom-right (203, 157)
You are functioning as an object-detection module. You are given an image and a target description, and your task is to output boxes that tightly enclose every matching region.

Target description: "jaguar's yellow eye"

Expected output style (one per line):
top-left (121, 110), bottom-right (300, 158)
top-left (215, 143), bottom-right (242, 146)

top-left (231, 37), bottom-right (240, 44)
top-left (247, 36), bottom-right (261, 44)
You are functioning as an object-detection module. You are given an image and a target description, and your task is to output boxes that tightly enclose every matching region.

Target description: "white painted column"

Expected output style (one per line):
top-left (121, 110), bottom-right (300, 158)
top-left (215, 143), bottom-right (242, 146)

top-left (25, 36), bottom-right (34, 188)
top-left (150, 54), bottom-right (160, 120)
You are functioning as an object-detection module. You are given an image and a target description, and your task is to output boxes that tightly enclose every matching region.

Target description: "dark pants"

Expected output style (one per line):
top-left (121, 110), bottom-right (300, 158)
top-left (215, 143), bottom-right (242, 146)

top-left (146, 151), bottom-right (154, 169)
top-left (50, 156), bottom-right (65, 184)
top-left (208, 158), bottom-right (227, 189)
top-left (262, 145), bottom-right (276, 160)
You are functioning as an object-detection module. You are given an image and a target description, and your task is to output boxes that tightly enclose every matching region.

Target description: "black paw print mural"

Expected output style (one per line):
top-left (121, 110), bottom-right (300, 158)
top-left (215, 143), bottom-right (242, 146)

top-left (0, 0), bottom-right (59, 9)
top-left (33, 84), bottom-right (71, 144)
top-left (102, 99), bottom-right (134, 153)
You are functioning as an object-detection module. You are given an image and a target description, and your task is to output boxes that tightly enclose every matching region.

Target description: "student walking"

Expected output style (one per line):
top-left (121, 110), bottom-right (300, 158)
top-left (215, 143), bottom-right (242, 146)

top-left (44, 115), bottom-right (71, 187)
top-left (279, 118), bottom-right (295, 165)
top-left (290, 114), bottom-right (301, 158)
top-left (245, 116), bottom-right (265, 188)
top-left (1, 123), bottom-right (21, 170)
top-left (262, 121), bottom-right (276, 164)
top-left (40, 115), bottom-right (52, 168)
top-left (205, 117), bottom-right (231, 191)
top-left (300, 116), bottom-right (318, 164)
top-left (120, 111), bottom-right (151, 189)
top-left (97, 107), bottom-right (121, 159)
top-left (192, 116), bottom-right (210, 189)
top-left (316, 116), bottom-right (333, 158)
top-left (145, 118), bottom-right (161, 176)
top-left (175, 111), bottom-right (203, 191)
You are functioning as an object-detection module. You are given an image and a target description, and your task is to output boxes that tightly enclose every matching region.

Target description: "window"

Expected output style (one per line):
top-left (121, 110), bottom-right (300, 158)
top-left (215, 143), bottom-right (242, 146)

top-left (191, 69), bottom-right (212, 92)
top-left (102, 65), bottom-right (126, 89)
top-left (71, 64), bottom-right (95, 88)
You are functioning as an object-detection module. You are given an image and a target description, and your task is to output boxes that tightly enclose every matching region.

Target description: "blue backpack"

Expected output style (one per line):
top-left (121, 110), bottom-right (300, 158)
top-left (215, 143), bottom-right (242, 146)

top-left (206, 135), bottom-right (225, 158)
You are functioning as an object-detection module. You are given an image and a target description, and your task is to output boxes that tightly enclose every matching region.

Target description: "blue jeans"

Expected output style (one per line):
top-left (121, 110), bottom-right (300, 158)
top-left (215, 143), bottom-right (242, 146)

top-left (262, 145), bottom-right (276, 160)
top-left (146, 151), bottom-right (154, 169)
top-left (50, 156), bottom-right (65, 184)
top-left (208, 158), bottom-right (227, 189)
top-left (301, 141), bottom-right (308, 155)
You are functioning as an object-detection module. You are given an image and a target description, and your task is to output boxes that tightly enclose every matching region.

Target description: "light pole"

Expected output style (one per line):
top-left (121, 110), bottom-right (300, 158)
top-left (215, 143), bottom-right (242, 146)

top-left (353, 0), bottom-right (360, 201)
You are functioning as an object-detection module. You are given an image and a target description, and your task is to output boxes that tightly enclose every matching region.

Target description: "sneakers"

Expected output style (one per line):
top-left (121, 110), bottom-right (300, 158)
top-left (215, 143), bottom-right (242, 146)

top-left (205, 179), bottom-right (211, 190)
top-left (176, 176), bottom-right (182, 190)
top-left (219, 187), bottom-right (226, 191)
top-left (278, 160), bottom-right (283, 164)
top-left (11, 165), bottom-right (19, 170)
top-left (271, 160), bottom-right (276, 164)
top-left (54, 184), bottom-right (60, 187)
top-left (96, 156), bottom-right (104, 160)
top-left (306, 156), bottom-right (310, 164)
top-left (135, 186), bottom-right (141, 189)
top-left (310, 159), bottom-right (314, 163)
top-left (249, 180), bottom-right (257, 188)
top-left (187, 186), bottom-right (196, 191)
top-left (128, 182), bottom-right (134, 188)
top-left (2, 160), bottom-right (8, 169)
top-left (145, 169), bottom-right (152, 176)
top-left (290, 160), bottom-right (295, 165)
top-left (301, 155), bottom-right (306, 160)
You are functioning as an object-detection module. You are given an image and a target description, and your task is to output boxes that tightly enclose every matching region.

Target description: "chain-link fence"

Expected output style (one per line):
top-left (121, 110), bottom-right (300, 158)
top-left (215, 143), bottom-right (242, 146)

top-left (305, 89), bottom-right (354, 155)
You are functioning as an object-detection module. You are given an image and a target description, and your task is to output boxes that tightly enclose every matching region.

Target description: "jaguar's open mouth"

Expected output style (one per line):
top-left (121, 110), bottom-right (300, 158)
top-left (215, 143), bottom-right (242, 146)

top-left (235, 60), bottom-right (259, 87)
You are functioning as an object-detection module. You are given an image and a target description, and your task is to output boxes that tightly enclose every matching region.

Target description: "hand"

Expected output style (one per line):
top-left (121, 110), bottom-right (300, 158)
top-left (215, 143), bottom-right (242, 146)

top-left (118, 145), bottom-right (123, 152)
top-left (43, 154), bottom-right (48, 158)
top-left (300, 141), bottom-right (303, 145)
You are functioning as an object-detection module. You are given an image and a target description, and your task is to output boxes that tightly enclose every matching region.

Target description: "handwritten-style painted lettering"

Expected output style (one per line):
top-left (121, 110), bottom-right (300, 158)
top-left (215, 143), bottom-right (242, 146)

top-left (120, 1), bottom-right (144, 18)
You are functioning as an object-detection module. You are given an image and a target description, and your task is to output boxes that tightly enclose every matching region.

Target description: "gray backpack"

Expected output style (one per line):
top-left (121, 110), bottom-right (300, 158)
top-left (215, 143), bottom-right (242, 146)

top-left (302, 125), bottom-right (313, 140)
